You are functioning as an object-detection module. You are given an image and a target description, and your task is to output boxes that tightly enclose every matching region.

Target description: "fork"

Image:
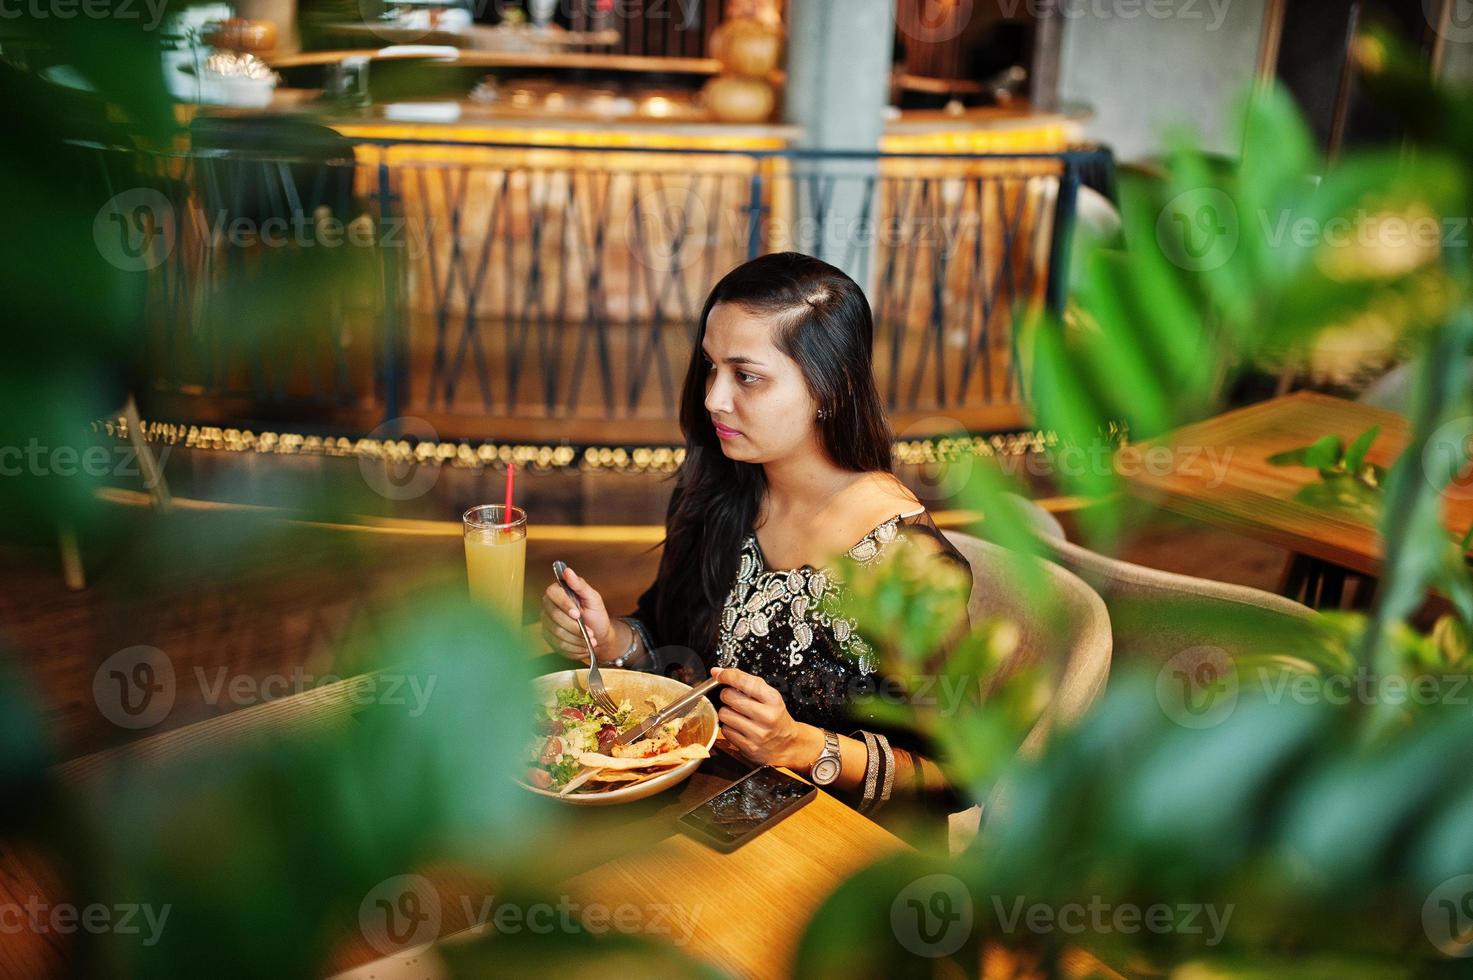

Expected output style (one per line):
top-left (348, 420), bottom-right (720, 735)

top-left (552, 560), bottom-right (620, 717)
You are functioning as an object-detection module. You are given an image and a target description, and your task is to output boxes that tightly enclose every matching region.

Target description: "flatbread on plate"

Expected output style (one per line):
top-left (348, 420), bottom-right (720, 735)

top-left (577, 743), bottom-right (709, 770)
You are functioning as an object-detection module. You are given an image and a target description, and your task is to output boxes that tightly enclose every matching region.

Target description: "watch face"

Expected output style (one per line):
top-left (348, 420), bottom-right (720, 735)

top-left (812, 757), bottom-right (840, 785)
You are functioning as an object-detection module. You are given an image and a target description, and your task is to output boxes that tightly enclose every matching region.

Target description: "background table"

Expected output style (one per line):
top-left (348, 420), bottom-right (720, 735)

top-left (1116, 391), bottom-right (1473, 606)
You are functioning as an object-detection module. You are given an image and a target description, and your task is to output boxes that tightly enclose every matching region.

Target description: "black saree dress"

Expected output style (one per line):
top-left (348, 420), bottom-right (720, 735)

top-left (623, 507), bottom-right (972, 818)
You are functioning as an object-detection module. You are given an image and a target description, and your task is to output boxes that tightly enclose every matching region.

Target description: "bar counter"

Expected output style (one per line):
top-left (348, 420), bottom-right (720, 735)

top-left (148, 86), bottom-right (1096, 445)
top-left (184, 91), bottom-right (1080, 154)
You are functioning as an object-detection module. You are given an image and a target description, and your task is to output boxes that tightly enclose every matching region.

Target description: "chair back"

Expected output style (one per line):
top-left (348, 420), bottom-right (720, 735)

top-left (1005, 495), bottom-right (1319, 665)
top-left (941, 531), bottom-right (1113, 753)
top-left (941, 530), bottom-right (1112, 852)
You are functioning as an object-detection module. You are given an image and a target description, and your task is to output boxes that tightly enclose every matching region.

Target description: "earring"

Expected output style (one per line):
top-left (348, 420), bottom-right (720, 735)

top-left (817, 409), bottom-right (828, 421)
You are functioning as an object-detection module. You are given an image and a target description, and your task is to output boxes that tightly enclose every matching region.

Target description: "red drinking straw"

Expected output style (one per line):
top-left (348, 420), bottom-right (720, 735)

top-left (504, 460), bottom-right (515, 518)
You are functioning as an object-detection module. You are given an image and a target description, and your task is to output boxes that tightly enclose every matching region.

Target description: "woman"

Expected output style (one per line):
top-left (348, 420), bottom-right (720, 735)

top-left (540, 252), bottom-right (971, 818)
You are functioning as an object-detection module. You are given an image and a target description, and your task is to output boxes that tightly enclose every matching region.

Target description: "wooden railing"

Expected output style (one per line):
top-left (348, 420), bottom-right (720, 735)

top-left (93, 137), bottom-right (1112, 444)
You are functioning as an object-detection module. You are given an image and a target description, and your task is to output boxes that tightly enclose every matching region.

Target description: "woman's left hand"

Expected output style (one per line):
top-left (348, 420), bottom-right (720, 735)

top-left (710, 667), bottom-right (822, 770)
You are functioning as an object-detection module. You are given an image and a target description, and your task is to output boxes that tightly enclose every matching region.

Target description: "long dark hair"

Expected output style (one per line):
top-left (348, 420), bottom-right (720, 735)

top-left (650, 252), bottom-right (894, 661)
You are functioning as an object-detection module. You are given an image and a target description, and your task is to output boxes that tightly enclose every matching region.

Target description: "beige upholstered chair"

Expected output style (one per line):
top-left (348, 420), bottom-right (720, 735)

top-left (940, 530), bottom-right (1113, 851)
top-left (1005, 495), bottom-right (1319, 664)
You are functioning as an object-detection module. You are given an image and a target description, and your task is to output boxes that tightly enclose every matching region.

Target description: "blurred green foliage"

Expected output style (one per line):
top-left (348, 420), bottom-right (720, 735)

top-left (805, 23), bottom-right (1473, 978)
top-left (5, 8), bottom-right (1473, 980)
top-left (1268, 426), bottom-right (1387, 523)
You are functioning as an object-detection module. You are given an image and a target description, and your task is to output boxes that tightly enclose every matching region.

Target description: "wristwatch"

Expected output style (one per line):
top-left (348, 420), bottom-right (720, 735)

top-left (809, 729), bottom-right (842, 786)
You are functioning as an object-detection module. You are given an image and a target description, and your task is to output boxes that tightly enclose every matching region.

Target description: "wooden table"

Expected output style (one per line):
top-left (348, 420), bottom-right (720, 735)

top-left (1, 661), bottom-right (1131, 980)
top-left (560, 755), bottom-right (904, 978)
top-left (322, 746), bottom-right (910, 980)
top-left (2, 672), bottom-right (908, 980)
top-left (1116, 391), bottom-right (1473, 603)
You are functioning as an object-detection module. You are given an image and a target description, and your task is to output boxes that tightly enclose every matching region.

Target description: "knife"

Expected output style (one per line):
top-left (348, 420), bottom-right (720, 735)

top-left (613, 675), bottom-right (722, 746)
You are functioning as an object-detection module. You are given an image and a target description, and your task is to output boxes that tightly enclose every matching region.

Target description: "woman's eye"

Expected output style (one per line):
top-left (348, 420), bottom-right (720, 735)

top-left (737, 372), bottom-right (760, 386)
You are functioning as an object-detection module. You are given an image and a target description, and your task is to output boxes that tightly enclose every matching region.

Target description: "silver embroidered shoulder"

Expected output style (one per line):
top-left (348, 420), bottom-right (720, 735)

top-left (714, 515), bottom-right (905, 674)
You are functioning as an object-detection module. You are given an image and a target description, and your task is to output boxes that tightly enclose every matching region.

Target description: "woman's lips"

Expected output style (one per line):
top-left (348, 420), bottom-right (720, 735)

top-left (712, 420), bottom-right (743, 440)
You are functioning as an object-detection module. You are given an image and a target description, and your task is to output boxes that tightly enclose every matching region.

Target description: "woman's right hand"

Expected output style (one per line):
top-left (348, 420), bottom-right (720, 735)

top-left (540, 567), bottom-right (616, 661)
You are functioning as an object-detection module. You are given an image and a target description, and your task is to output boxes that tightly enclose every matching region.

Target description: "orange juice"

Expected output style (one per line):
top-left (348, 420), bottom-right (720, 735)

top-left (463, 505), bottom-right (527, 622)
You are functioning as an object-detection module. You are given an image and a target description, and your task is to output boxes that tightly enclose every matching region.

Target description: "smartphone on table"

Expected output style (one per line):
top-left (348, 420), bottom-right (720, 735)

top-left (677, 766), bottom-right (816, 852)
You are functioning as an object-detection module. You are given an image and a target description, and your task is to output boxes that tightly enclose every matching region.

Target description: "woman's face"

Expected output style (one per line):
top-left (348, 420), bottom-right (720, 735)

top-left (701, 302), bottom-right (820, 464)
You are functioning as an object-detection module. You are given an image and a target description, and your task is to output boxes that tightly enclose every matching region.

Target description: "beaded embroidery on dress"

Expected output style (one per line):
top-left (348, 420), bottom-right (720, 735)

top-left (715, 513), bottom-right (910, 677)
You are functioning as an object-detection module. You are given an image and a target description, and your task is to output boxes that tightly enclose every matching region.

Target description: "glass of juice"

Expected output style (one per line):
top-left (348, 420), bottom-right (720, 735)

top-left (463, 504), bottom-right (527, 623)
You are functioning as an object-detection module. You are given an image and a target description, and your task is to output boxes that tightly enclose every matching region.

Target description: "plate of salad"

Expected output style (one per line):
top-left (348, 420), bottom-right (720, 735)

top-left (521, 668), bottom-right (720, 805)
